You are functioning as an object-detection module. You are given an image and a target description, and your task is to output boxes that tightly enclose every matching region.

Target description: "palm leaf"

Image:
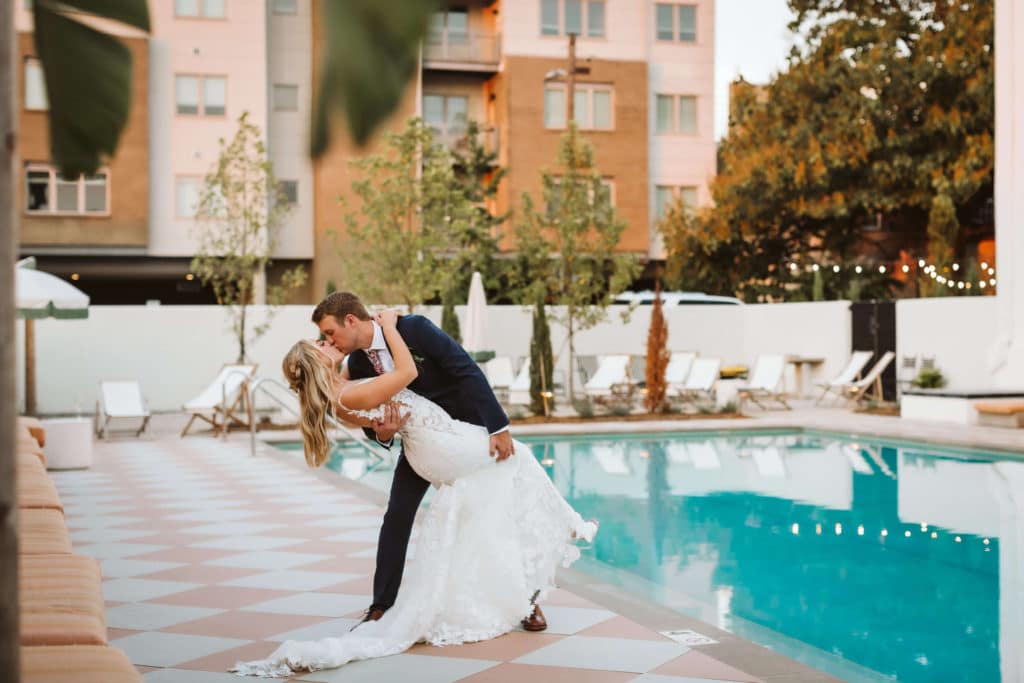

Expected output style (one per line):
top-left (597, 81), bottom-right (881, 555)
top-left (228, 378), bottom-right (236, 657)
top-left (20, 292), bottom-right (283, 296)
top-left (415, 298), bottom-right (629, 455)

top-left (311, 0), bottom-right (440, 155)
top-left (32, 0), bottom-right (150, 177)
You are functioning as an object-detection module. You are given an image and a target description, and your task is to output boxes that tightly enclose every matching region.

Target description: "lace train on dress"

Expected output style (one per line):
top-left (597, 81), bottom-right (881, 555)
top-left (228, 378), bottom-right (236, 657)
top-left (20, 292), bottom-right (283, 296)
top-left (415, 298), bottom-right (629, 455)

top-left (231, 416), bottom-right (596, 677)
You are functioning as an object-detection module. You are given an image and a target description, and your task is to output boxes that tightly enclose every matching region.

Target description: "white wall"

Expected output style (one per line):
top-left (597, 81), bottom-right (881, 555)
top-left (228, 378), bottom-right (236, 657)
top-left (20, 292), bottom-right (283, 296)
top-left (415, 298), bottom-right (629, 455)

top-left (897, 297), bottom-right (999, 389)
top-left (20, 301), bottom-right (859, 415)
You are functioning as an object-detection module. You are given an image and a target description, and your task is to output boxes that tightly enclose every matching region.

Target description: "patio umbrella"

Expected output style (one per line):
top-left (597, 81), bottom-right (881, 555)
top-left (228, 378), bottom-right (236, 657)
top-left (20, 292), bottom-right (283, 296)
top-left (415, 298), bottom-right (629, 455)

top-left (15, 258), bottom-right (90, 414)
top-left (463, 271), bottom-right (488, 354)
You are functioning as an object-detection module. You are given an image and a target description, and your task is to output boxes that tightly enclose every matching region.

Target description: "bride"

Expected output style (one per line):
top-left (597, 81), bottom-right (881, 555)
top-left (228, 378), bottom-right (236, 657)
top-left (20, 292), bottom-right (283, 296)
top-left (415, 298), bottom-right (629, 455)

top-left (232, 310), bottom-right (597, 677)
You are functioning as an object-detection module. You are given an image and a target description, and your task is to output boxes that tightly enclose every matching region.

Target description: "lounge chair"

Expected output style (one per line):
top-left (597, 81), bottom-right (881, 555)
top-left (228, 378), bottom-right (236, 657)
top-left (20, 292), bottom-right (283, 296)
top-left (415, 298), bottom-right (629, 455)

top-left (484, 356), bottom-right (515, 403)
top-left (815, 350), bottom-right (874, 405)
top-left (95, 380), bottom-right (151, 438)
top-left (840, 351), bottom-right (896, 405)
top-left (180, 364), bottom-right (257, 437)
top-left (583, 355), bottom-right (635, 407)
top-left (676, 357), bottom-right (720, 408)
top-left (688, 441), bottom-right (722, 470)
top-left (737, 354), bottom-right (790, 410)
top-left (664, 352), bottom-right (696, 392)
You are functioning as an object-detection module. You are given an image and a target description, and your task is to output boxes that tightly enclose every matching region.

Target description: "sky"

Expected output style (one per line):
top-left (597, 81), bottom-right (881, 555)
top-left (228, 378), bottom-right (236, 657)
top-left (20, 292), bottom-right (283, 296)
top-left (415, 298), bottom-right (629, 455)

top-left (714, 0), bottom-right (797, 139)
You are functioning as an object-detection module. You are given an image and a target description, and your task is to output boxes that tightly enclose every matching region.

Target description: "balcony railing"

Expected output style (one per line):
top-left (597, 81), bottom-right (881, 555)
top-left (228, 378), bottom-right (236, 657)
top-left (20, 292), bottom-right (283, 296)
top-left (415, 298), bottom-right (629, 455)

top-left (424, 30), bottom-right (501, 69)
top-left (433, 126), bottom-right (500, 157)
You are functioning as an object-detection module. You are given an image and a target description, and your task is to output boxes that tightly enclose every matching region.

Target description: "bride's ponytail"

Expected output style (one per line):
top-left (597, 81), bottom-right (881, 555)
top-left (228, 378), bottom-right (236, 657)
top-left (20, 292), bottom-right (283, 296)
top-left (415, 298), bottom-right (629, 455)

top-left (283, 342), bottom-right (332, 468)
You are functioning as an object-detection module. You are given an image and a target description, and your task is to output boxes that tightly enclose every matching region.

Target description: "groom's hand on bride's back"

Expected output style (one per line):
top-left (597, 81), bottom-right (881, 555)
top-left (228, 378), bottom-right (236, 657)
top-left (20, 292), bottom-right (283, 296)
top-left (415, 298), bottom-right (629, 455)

top-left (372, 402), bottom-right (408, 443)
top-left (490, 431), bottom-right (513, 462)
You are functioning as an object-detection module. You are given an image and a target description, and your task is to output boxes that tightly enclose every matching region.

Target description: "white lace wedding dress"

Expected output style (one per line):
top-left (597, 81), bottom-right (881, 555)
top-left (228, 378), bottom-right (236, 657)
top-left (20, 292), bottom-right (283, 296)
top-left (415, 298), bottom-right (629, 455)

top-left (231, 388), bottom-right (596, 678)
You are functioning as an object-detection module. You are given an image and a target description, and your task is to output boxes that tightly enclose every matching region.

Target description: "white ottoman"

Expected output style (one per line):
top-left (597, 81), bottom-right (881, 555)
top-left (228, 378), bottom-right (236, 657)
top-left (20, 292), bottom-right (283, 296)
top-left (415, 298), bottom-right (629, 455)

top-left (39, 417), bottom-right (94, 470)
top-left (716, 379), bottom-right (741, 410)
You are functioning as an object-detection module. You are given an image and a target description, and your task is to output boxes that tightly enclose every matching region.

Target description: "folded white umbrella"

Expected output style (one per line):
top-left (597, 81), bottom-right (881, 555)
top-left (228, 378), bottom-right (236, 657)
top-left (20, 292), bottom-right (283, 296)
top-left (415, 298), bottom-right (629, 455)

top-left (463, 271), bottom-right (488, 353)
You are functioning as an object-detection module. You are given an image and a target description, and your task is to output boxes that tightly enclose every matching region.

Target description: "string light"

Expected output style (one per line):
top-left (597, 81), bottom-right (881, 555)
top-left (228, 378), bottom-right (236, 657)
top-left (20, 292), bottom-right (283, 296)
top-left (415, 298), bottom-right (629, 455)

top-left (855, 265), bottom-right (863, 274)
top-left (832, 265), bottom-right (840, 273)
top-left (952, 263), bottom-right (960, 271)
top-left (812, 264), bottom-right (820, 272)
top-left (878, 265), bottom-right (886, 274)
top-left (785, 256), bottom-right (995, 290)
top-left (902, 264), bottom-right (910, 273)
top-left (981, 261), bottom-right (989, 270)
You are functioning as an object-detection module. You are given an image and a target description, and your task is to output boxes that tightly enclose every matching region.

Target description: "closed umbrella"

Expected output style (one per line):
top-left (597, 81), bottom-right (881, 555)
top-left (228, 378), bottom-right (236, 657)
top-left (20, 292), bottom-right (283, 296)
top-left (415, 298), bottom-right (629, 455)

top-left (462, 271), bottom-right (489, 358)
top-left (16, 258), bottom-right (90, 414)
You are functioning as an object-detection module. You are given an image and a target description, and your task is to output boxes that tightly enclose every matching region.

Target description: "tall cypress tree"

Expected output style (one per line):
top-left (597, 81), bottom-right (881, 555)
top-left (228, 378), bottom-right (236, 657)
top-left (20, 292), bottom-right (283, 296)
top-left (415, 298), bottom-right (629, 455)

top-left (529, 292), bottom-right (555, 416)
top-left (441, 291), bottom-right (462, 344)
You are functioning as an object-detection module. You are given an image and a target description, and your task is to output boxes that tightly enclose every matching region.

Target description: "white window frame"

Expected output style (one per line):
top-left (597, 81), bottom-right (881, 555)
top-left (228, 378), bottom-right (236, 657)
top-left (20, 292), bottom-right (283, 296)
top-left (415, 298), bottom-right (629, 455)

top-left (540, 0), bottom-right (606, 38)
top-left (175, 74), bottom-right (227, 117)
top-left (655, 94), bottom-right (697, 135)
top-left (654, 184), bottom-right (698, 221)
top-left (545, 83), bottom-right (614, 130)
top-left (24, 164), bottom-right (111, 216)
top-left (175, 175), bottom-right (202, 218)
top-left (654, 3), bottom-right (698, 43)
top-left (174, 0), bottom-right (226, 19)
top-left (24, 57), bottom-right (48, 111)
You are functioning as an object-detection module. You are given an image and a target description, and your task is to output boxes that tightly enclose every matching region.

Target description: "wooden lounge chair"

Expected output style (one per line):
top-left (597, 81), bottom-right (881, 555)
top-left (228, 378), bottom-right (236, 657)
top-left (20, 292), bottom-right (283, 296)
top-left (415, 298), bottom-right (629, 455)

top-left (181, 364), bottom-right (257, 437)
top-left (676, 358), bottom-right (720, 408)
top-left (815, 350), bottom-right (874, 405)
top-left (737, 354), bottom-right (791, 410)
top-left (95, 381), bottom-right (151, 438)
top-left (840, 351), bottom-right (896, 405)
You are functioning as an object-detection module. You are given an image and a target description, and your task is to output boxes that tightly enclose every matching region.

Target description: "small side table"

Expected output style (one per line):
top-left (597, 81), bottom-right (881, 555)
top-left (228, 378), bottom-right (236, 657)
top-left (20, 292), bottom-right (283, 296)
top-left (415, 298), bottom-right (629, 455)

top-left (786, 356), bottom-right (825, 399)
top-left (39, 417), bottom-right (93, 470)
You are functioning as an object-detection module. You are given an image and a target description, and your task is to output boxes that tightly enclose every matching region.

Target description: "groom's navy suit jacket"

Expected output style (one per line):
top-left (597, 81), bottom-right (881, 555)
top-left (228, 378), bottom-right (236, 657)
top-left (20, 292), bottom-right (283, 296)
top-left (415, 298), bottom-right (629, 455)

top-left (346, 314), bottom-right (508, 611)
top-left (346, 315), bottom-right (508, 436)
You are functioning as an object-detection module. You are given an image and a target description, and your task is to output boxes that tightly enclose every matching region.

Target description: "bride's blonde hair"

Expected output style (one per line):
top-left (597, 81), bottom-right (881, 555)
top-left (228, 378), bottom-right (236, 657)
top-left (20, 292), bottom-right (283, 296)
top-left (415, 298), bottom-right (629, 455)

top-left (282, 340), bottom-right (335, 468)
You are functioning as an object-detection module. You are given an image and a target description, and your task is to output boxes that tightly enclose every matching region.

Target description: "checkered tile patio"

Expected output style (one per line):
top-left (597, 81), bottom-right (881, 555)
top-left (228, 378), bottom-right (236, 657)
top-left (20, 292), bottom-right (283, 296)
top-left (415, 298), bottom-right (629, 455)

top-left (54, 434), bottom-right (771, 683)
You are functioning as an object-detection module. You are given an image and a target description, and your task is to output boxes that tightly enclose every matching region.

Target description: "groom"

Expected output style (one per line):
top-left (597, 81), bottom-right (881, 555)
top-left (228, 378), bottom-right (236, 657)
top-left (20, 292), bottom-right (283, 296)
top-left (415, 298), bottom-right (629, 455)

top-left (313, 292), bottom-right (548, 632)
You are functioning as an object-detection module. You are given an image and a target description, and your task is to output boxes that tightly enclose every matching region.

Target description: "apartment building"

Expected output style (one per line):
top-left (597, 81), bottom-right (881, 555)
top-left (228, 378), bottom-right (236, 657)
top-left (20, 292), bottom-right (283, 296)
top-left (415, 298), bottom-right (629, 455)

top-left (15, 0), bottom-right (714, 304)
top-left (313, 0), bottom-right (717, 296)
top-left (15, 0), bottom-right (313, 304)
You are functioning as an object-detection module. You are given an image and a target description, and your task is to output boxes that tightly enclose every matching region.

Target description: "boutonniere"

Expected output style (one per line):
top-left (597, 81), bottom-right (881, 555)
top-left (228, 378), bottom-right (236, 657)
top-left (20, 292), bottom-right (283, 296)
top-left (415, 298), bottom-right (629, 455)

top-left (410, 349), bottom-right (426, 367)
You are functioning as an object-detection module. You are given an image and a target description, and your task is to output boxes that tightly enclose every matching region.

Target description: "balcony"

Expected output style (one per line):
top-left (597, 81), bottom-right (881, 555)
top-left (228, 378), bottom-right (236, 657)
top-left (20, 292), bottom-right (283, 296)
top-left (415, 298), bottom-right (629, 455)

top-left (424, 30), bottom-right (501, 73)
top-left (433, 126), bottom-right (500, 161)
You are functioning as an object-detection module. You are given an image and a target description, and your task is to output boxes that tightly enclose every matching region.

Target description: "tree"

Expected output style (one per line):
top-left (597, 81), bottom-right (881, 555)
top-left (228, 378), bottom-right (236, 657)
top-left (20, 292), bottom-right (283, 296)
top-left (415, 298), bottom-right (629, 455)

top-left (440, 295), bottom-right (462, 345)
top-left (529, 291), bottom-right (555, 416)
top-left (661, 0), bottom-right (993, 300)
top-left (927, 192), bottom-right (959, 269)
top-left (515, 126), bottom-right (640, 399)
top-left (644, 283), bottom-right (669, 413)
top-left (337, 118), bottom-right (471, 312)
top-left (190, 113), bottom-right (306, 362)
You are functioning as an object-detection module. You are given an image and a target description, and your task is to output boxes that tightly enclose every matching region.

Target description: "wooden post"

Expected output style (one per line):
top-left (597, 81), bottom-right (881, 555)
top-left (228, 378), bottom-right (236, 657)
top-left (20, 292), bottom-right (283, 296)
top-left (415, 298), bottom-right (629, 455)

top-left (567, 33), bottom-right (577, 125)
top-left (25, 319), bottom-right (35, 416)
top-left (0, 0), bottom-right (22, 676)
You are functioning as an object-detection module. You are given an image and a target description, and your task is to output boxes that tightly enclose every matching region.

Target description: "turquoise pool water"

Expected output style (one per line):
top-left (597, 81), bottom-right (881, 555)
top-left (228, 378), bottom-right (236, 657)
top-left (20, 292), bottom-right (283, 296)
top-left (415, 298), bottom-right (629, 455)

top-left (273, 431), bottom-right (1023, 682)
top-left (518, 430), bottom-right (1017, 683)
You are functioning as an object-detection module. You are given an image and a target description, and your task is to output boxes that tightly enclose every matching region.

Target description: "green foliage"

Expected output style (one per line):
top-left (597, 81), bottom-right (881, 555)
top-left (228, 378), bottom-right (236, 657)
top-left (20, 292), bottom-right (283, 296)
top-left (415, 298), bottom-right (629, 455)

top-left (927, 192), bottom-right (959, 268)
top-left (311, 0), bottom-right (441, 152)
top-left (812, 268), bottom-right (825, 301)
top-left (190, 113), bottom-right (306, 362)
top-left (529, 293), bottom-right (555, 416)
top-left (440, 294), bottom-right (462, 345)
top-left (32, 0), bottom-right (150, 177)
top-left (912, 367), bottom-right (946, 389)
top-left (515, 127), bottom-right (641, 398)
top-left (337, 118), bottom-right (471, 311)
top-left (661, 0), bottom-right (993, 300)
top-left (325, 279), bottom-right (337, 297)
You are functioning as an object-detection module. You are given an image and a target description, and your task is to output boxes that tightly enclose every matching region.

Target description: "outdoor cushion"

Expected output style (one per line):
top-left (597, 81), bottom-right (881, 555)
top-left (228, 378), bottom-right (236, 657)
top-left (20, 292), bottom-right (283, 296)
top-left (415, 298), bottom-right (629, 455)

top-left (16, 468), bottom-right (64, 512)
top-left (18, 416), bottom-right (47, 447)
top-left (975, 401), bottom-right (1024, 415)
top-left (18, 509), bottom-right (72, 555)
top-left (21, 645), bottom-right (141, 683)
top-left (18, 450), bottom-right (47, 475)
top-left (17, 434), bottom-right (47, 465)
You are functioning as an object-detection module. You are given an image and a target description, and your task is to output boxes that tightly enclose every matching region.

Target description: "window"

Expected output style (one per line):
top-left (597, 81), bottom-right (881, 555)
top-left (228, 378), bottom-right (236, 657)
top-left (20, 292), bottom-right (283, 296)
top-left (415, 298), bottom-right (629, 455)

top-left (548, 84), bottom-right (613, 130)
top-left (176, 75), bottom-right (226, 116)
top-left (25, 165), bottom-right (109, 215)
top-left (278, 180), bottom-right (298, 206)
top-left (175, 0), bottom-right (225, 18)
top-left (175, 177), bottom-right (200, 218)
top-left (540, 0), bottom-right (605, 37)
top-left (24, 58), bottom-right (47, 110)
top-left (273, 84), bottom-right (299, 111)
top-left (655, 94), bottom-right (697, 134)
top-left (655, 4), bottom-right (697, 42)
top-left (423, 94), bottom-right (468, 141)
top-left (429, 9), bottom-right (469, 45)
top-left (272, 0), bottom-right (297, 14)
top-left (654, 185), bottom-right (697, 220)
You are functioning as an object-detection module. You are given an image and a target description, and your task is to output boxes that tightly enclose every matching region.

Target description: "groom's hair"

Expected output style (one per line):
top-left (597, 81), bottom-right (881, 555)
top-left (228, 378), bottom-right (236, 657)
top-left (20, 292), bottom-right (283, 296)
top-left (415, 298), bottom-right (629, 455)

top-left (312, 291), bottom-right (371, 323)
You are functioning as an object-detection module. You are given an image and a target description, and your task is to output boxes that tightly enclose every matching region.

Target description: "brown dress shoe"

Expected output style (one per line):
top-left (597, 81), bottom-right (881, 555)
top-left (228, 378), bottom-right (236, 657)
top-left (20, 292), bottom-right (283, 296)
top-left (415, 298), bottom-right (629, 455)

top-left (521, 604), bottom-right (547, 632)
top-left (350, 606), bottom-right (386, 631)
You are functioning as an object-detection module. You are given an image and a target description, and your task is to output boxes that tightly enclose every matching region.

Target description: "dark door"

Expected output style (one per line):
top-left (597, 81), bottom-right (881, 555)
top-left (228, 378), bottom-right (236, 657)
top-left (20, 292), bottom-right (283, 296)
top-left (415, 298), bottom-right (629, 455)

top-left (851, 301), bottom-right (897, 401)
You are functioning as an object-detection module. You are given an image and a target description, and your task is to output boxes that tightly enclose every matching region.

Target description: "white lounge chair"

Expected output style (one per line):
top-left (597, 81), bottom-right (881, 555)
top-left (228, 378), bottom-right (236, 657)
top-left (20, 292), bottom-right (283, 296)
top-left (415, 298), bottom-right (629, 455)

top-left (676, 357), bottom-right (720, 407)
top-left (816, 350), bottom-right (874, 404)
top-left (507, 358), bottom-right (532, 406)
top-left (484, 356), bottom-right (515, 402)
top-left (181, 364), bottom-right (257, 437)
top-left (688, 441), bottom-right (722, 470)
top-left (737, 354), bottom-right (790, 410)
top-left (584, 355), bottom-right (635, 406)
top-left (96, 380), bottom-right (151, 438)
top-left (841, 351), bottom-right (895, 405)
top-left (664, 352), bottom-right (696, 391)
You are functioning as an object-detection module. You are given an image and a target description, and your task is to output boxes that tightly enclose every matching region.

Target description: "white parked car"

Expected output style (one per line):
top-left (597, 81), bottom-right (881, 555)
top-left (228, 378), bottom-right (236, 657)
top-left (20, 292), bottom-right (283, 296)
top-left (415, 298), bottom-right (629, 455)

top-left (613, 290), bottom-right (744, 306)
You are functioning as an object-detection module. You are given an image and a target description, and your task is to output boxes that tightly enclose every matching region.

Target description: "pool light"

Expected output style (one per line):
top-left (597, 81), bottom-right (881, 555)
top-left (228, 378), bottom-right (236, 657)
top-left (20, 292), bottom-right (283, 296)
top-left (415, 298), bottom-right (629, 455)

top-left (881, 529), bottom-right (888, 537)
top-left (857, 525), bottom-right (865, 536)
top-left (791, 523), bottom-right (800, 535)
top-left (835, 523), bottom-right (843, 535)
top-left (905, 530), bottom-right (912, 537)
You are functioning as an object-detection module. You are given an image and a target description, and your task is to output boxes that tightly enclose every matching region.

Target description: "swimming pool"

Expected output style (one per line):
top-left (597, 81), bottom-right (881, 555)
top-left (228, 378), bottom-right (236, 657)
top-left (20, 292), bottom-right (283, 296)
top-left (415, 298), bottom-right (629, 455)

top-left (517, 430), bottom-right (1020, 683)
top-left (272, 430), bottom-right (1022, 682)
